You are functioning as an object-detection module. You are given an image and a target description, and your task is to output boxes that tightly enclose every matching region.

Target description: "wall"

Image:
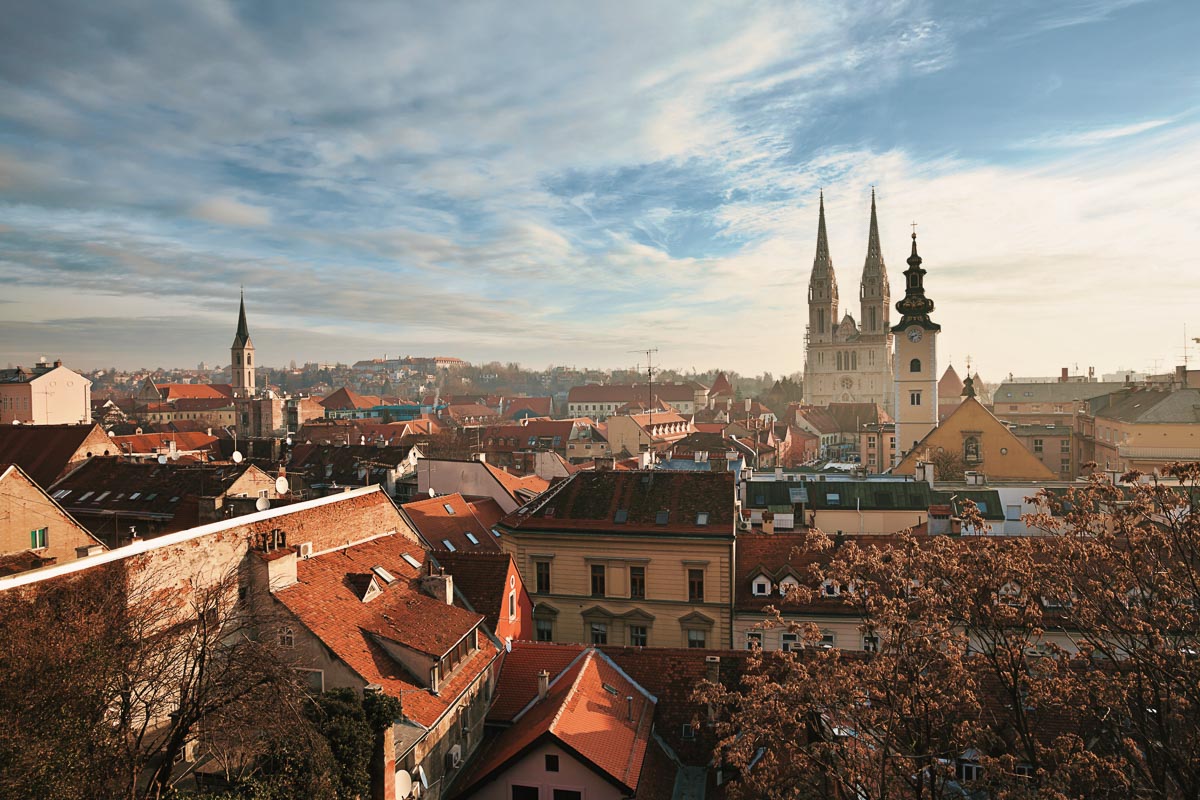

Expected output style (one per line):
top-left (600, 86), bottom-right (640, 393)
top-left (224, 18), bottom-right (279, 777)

top-left (419, 460), bottom-right (519, 514)
top-left (0, 366), bottom-right (91, 425)
top-left (811, 508), bottom-right (928, 536)
top-left (467, 741), bottom-right (623, 800)
top-left (0, 467), bottom-right (103, 566)
top-left (501, 530), bottom-right (733, 649)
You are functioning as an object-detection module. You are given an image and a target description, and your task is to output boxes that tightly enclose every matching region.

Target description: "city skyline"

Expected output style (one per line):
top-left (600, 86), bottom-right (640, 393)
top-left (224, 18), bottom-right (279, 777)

top-left (2, 1), bottom-right (1198, 376)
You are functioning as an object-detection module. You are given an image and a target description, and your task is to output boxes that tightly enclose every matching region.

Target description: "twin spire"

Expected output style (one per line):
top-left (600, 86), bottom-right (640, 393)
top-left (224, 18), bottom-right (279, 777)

top-left (808, 189), bottom-right (891, 334)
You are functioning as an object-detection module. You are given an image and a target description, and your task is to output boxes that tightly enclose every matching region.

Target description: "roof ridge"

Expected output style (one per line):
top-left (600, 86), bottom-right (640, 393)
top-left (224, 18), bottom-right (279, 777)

top-left (509, 645), bottom-right (591, 723)
top-left (547, 649), bottom-right (595, 735)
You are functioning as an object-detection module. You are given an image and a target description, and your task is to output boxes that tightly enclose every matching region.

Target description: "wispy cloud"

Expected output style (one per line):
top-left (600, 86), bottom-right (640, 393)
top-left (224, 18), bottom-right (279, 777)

top-left (1018, 118), bottom-right (1174, 149)
top-left (190, 197), bottom-right (273, 227)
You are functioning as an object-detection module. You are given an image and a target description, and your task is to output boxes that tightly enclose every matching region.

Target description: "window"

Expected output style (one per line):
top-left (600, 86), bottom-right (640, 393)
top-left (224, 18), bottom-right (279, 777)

top-left (590, 564), bottom-right (606, 597)
top-left (614, 509), bottom-right (628, 524)
top-left (590, 622), bottom-right (608, 645)
top-left (29, 527), bottom-right (48, 550)
top-left (1033, 438), bottom-right (1044, 454)
top-left (752, 579), bottom-right (770, 596)
top-left (957, 761), bottom-right (983, 782)
top-left (629, 625), bottom-right (647, 647)
top-left (545, 753), bottom-right (560, 772)
top-left (822, 579), bottom-right (841, 597)
top-left (1005, 505), bottom-right (1022, 521)
top-left (535, 561), bottom-right (551, 594)
top-left (629, 566), bottom-right (645, 599)
top-left (280, 627), bottom-right (294, 647)
top-left (746, 632), bottom-right (762, 650)
top-left (1060, 439), bottom-right (1071, 453)
top-left (508, 591), bottom-right (516, 621)
top-left (820, 631), bottom-right (836, 648)
top-left (827, 492), bottom-right (841, 506)
top-left (909, 358), bottom-right (921, 373)
top-left (443, 503), bottom-right (455, 515)
top-left (681, 724), bottom-right (696, 740)
top-left (441, 539), bottom-right (457, 552)
top-left (862, 634), bottom-right (879, 653)
top-left (535, 618), bottom-right (553, 642)
top-left (465, 532), bottom-right (480, 545)
top-left (298, 668), bottom-right (324, 693)
top-left (909, 391), bottom-right (922, 406)
top-left (696, 512), bottom-right (709, 526)
top-left (782, 632), bottom-right (798, 652)
top-left (511, 787), bottom-right (539, 800)
top-left (655, 510), bottom-right (669, 525)
top-left (687, 629), bottom-right (707, 648)
top-left (688, 569), bottom-right (705, 602)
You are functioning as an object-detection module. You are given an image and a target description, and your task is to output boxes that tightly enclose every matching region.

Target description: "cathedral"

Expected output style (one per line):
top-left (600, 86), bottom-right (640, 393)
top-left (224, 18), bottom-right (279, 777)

top-left (803, 190), bottom-right (895, 413)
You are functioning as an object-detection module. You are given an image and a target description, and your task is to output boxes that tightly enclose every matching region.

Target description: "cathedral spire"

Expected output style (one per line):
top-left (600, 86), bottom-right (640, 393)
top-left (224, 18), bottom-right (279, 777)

top-left (863, 187), bottom-right (884, 271)
top-left (859, 187), bottom-right (890, 334)
top-left (812, 190), bottom-right (833, 277)
top-left (233, 289), bottom-right (251, 349)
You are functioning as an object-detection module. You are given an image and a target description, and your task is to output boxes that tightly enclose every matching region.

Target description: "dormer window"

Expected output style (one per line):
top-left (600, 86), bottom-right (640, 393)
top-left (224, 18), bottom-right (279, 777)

top-left (780, 577), bottom-right (801, 597)
top-left (752, 576), bottom-right (771, 596)
top-left (821, 579), bottom-right (842, 597)
top-left (997, 581), bottom-right (1022, 606)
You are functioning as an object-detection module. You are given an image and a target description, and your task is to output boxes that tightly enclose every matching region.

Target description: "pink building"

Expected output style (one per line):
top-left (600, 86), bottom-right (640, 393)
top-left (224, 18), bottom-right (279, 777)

top-left (0, 361), bottom-right (91, 425)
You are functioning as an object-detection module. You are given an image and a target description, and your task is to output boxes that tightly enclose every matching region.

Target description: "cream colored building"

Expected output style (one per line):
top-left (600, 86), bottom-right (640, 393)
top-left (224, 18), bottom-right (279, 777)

top-left (0, 361), bottom-right (91, 425)
top-left (891, 234), bottom-right (940, 461)
top-left (498, 470), bottom-right (736, 649)
top-left (804, 191), bottom-right (895, 413)
top-left (603, 411), bottom-right (691, 457)
top-left (1091, 387), bottom-right (1200, 472)
top-left (0, 464), bottom-right (105, 575)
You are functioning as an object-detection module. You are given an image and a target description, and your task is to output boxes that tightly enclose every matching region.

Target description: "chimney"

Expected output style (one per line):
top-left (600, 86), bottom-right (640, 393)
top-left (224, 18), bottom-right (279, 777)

top-left (762, 512), bottom-right (775, 535)
top-left (1060, 367), bottom-right (1069, 382)
top-left (537, 670), bottom-right (550, 701)
top-left (53, 359), bottom-right (62, 368)
top-left (626, 696), bottom-right (634, 721)
top-left (774, 466), bottom-right (783, 481)
top-left (705, 654), bottom-right (720, 683)
top-left (419, 572), bottom-right (454, 605)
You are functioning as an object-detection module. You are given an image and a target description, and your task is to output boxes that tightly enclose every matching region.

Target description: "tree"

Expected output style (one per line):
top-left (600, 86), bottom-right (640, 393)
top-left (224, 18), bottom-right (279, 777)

top-left (0, 560), bottom-right (311, 800)
top-left (701, 466), bottom-right (1200, 798)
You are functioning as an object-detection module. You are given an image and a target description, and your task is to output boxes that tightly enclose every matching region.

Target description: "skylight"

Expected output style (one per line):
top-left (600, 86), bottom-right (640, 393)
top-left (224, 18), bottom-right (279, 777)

top-left (371, 565), bottom-right (396, 584)
top-left (443, 503), bottom-right (455, 515)
top-left (491, 528), bottom-right (501, 537)
top-left (76, 491), bottom-right (93, 502)
top-left (655, 510), bottom-right (669, 525)
top-left (442, 539), bottom-right (457, 552)
top-left (696, 512), bottom-right (709, 526)
top-left (401, 553), bottom-right (421, 569)
top-left (614, 509), bottom-right (628, 524)
top-left (466, 532), bottom-right (480, 545)
top-left (602, 682), bottom-right (619, 695)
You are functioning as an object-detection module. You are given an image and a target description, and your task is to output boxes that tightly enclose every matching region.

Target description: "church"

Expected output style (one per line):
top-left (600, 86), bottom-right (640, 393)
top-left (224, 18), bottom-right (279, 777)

top-left (803, 190), bottom-right (895, 413)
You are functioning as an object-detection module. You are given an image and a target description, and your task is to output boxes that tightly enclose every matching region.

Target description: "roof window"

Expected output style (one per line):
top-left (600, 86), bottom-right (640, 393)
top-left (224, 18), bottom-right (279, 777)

top-left (129, 492), bottom-right (140, 500)
top-left (52, 489), bottom-right (71, 499)
top-left (93, 491), bottom-right (110, 503)
top-left (371, 565), bottom-right (396, 584)
top-left (76, 491), bottom-right (94, 502)
top-left (655, 510), bottom-right (669, 525)
top-left (827, 492), bottom-right (841, 506)
top-left (602, 682), bottom-right (619, 695)
top-left (491, 527), bottom-right (502, 537)
top-left (442, 539), bottom-right (457, 552)
top-left (466, 532), bottom-right (480, 545)
top-left (401, 553), bottom-right (421, 569)
top-left (443, 503), bottom-right (456, 515)
top-left (696, 512), bottom-right (709, 526)
top-left (144, 493), bottom-right (157, 501)
top-left (614, 509), bottom-right (628, 524)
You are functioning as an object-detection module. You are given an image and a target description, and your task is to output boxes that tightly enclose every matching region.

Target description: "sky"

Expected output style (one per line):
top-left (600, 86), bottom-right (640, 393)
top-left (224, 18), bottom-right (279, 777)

top-left (1, 0), bottom-right (1198, 380)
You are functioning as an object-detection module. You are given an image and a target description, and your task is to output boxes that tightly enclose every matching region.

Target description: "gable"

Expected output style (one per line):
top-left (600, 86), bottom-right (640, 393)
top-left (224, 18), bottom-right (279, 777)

top-left (892, 398), bottom-right (1057, 480)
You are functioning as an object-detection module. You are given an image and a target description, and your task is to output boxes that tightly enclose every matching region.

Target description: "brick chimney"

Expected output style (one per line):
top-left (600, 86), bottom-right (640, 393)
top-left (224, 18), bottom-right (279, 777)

top-left (537, 669), bottom-right (550, 701)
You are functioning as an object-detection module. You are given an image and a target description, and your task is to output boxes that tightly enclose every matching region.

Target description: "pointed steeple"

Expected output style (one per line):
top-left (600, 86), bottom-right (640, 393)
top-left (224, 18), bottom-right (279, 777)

top-left (859, 187), bottom-right (890, 334)
top-left (232, 289), bottom-right (252, 349)
top-left (891, 232), bottom-right (940, 332)
top-left (812, 190), bottom-right (833, 278)
top-left (863, 188), bottom-right (885, 273)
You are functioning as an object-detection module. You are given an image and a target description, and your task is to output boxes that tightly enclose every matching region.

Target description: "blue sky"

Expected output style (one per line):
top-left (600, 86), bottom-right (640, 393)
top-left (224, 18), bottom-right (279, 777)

top-left (1, 0), bottom-right (1198, 379)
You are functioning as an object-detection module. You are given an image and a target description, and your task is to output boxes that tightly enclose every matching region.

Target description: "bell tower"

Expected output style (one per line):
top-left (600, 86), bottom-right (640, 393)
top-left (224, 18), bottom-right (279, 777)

top-left (231, 290), bottom-right (256, 399)
top-left (891, 233), bottom-right (939, 463)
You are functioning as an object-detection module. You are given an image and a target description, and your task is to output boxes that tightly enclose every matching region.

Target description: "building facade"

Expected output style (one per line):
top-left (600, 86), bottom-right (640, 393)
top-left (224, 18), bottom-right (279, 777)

top-left (804, 191), bottom-right (895, 413)
top-left (892, 233), bottom-right (940, 462)
top-left (0, 361), bottom-right (92, 425)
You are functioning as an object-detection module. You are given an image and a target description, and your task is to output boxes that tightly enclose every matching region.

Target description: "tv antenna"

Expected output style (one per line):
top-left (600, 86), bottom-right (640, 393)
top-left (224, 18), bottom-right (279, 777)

top-left (628, 348), bottom-right (659, 429)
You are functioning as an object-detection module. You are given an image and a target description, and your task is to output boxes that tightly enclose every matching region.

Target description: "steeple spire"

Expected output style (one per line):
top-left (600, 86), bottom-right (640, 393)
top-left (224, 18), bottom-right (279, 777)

top-left (859, 187), bottom-right (890, 334)
top-left (891, 232), bottom-right (940, 332)
top-left (807, 191), bottom-right (839, 344)
top-left (233, 289), bottom-right (251, 349)
top-left (813, 190), bottom-right (833, 276)
top-left (864, 187), bottom-right (883, 268)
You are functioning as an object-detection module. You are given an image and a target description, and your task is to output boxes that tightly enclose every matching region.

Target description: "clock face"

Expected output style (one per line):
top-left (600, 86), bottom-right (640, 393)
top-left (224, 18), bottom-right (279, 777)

top-left (906, 326), bottom-right (923, 343)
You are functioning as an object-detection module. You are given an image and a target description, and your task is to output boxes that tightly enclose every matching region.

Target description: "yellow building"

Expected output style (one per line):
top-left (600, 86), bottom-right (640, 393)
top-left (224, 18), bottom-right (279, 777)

top-left (893, 379), bottom-right (1057, 481)
top-left (497, 470), bottom-right (735, 649)
top-left (0, 464), bottom-right (105, 575)
top-left (1091, 387), bottom-right (1200, 472)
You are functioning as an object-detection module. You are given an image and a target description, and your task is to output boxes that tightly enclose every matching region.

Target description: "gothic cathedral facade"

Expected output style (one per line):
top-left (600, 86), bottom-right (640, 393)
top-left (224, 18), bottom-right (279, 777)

top-left (803, 190), bottom-right (895, 413)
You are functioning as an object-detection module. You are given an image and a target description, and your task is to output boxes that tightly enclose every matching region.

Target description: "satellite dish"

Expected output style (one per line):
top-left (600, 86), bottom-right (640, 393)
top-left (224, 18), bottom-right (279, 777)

top-left (255, 496), bottom-right (270, 511)
top-left (157, 455), bottom-right (168, 464)
top-left (169, 451), bottom-right (179, 460)
top-left (285, 436), bottom-right (293, 446)
top-left (396, 770), bottom-right (413, 798)
top-left (11, 419), bottom-right (20, 425)
top-left (232, 451), bottom-right (243, 463)
top-left (275, 476), bottom-right (290, 495)
top-left (428, 487), bottom-right (436, 497)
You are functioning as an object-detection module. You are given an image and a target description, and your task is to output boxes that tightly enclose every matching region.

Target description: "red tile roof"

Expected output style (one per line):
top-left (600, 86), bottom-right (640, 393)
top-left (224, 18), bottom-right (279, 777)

top-left (458, 648), bottom-right (655, 795)
top-left (466, 498), bottom-right (505, 530)
top-left (0, 424), bottom-right (116, 489)
top-left (274, 535), bottom-right (497, 728)
top-left (431, 550), bottom-right (519, 634)
top-left (502, 397), bottom-right (553, 419)
top-left (482, 462), bottom-right (550, 502)
top-left (154, 383), bottom-right (234, 401)
top-left (109, 431), bottom-right (220, 456)
top-left (319, 387), bottom-right (380, 410)
top-left (401, 493), bottom-right (503, 553)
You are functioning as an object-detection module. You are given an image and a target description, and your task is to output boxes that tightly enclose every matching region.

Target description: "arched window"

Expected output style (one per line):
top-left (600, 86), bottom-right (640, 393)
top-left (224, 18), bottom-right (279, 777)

top-left (964, 436), bottom-right (981, 464)
top-left (910, 358), bottom-right (921, 373)
top-left (851, 351), bottom-right (857, 370)
top-left (836, 352), bottom-right (843, 370)
top-left (247, 354), bottom-right (252, 366)
top-left (280, 627), bottom-right (294, 648)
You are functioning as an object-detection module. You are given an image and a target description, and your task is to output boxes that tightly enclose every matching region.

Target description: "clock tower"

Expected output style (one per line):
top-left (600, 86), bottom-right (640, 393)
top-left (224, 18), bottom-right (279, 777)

top-left (891, 232), bottom-right (939, 464)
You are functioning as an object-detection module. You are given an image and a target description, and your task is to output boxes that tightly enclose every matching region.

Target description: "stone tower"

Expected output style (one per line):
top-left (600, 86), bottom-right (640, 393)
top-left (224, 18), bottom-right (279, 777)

top-left (231, 290), bottom-right (256, 399)
top-left (807, 191), bottom-right (838, 345)
top-left (859, 189), bottom-right (890, 336)
top-left (891, 233), bottom-right (940, 462)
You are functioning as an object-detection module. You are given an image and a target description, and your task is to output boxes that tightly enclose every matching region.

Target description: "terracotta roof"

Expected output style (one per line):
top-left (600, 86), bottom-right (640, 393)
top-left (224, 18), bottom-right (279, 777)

top-left (709, 372), bottom-right (734, 397)
top-left (275, 535), bottom-right (496, 728)
top-left (319, 387), bottom-right (381, 410)
top-left (110, 431), bottom-right (220, 455)
top-left (431, 550), bottom-right (518, 634)
top-left (0, 423), bottom-right (116, 488)
top-left (466, 497), bottom-right (505, 530)
top-left (289, 443), bottom-right (416, 488)
top-left (154, 383), bottom-right (234, 401)
top-left (826, 402), bottom-right (891, 430)
top-left (482, 462), bottom-right (550, 503)
top-left (938, 364), bottom-right (965, 398)
top-left (792, 405), bottom-right (841, 435)
top-left (458, 648), bottom-right (655, 795)
top-left (501, 470), bottom-right (735, 535)
top-left (502, 397), bottom-right (553, 419)
top-left (400, 492), bottom-right (502, 553)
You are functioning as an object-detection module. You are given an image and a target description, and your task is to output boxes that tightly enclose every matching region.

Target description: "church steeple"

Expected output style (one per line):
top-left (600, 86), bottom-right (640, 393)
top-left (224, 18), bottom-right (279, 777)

top-left (891, 233), bottom-right (940, 332)
top-left (859, 187), bottom-right (890, 335)
top-left (807, 191), bottom-right (839, 344)
top-left (230, 290), bottom-right (256, 398)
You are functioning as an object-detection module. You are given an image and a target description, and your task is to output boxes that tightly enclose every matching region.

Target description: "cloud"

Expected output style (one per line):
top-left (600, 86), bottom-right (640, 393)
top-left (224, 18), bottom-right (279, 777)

top-left (189, 196), bottom-right (272, 227)
top-left (1018, 118), bottom-right (1174, 150)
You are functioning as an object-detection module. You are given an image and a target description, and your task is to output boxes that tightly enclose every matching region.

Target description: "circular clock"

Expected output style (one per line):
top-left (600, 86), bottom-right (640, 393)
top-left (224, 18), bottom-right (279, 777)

top-left (906, 326), bottom-right (923, 343)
